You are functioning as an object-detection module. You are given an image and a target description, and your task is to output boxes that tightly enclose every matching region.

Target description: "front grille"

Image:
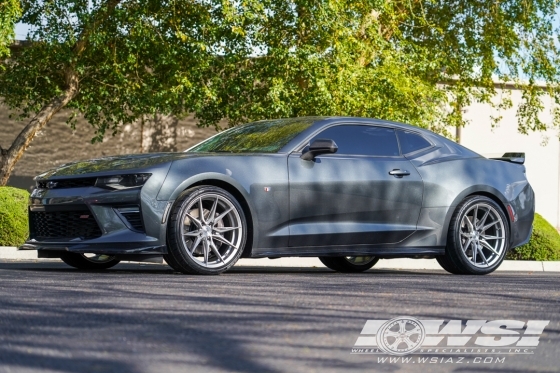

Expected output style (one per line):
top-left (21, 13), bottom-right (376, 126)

top-left (117, 206), bottom-right (145, 232)
top-left (37, 178), bottom-right (97, 189)
top-left (29, 209), bottom-right (102, 240)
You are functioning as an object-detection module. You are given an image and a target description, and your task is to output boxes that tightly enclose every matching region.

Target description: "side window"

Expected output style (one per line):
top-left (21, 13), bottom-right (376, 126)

top-left (397, 130), bottom-right (432, 154)
top-left (310, 125), bottom-right (400, 156)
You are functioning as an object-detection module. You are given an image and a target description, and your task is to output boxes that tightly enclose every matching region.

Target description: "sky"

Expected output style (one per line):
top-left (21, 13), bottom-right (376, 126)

top-left (14, 23), bottom-right (30, 39)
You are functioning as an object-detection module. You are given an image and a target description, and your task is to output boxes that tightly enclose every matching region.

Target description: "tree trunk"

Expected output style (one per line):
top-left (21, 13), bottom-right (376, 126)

top-left (0, 73), bottom-right (79, 186)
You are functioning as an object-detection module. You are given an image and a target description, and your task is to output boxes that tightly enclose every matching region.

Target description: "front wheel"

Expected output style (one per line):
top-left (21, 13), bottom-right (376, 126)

top-left (319, 256), bottom-right (379, 273)
top-left (164, 186), bottom-right (247, 275)
top-left (439, 196), bottom-right (509, 275)
top-left (60, 253), bottom-right (121, 270)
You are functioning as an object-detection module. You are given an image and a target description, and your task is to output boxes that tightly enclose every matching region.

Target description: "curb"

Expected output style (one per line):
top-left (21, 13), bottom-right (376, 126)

top-left (2, 247), bottom-right (559, 271)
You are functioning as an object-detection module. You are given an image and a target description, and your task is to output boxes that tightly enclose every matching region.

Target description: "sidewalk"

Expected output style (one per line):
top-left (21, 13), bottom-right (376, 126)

top-left (2, 246), bottom-right (559, 271)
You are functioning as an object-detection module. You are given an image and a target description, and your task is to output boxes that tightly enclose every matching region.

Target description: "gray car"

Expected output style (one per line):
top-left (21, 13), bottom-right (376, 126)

top-left (21, 117), bottom-right (534, 275)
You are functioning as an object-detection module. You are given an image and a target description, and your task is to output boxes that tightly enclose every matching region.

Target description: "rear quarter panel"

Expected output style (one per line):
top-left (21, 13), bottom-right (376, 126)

top-left (411, 155), bottom-right (533, 247)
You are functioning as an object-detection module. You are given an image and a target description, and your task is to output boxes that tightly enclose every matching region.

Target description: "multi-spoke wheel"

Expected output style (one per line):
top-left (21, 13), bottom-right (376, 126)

top-left (438, 195), bottom-right (509, 275)
top-left (164, 186), bottom-right (247, 275)
top-left (60, 252), bottom-right (120, 270)
top-left (319, 256), bottom-right (379, 272)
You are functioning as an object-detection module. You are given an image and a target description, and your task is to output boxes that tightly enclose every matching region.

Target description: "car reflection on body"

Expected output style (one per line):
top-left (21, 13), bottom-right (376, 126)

top-left (21, 117), bottom-right (534, 275)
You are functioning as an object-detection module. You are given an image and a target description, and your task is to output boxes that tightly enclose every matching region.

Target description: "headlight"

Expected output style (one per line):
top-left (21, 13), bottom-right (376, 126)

top-left (95, 174), bottom-right (151, 190)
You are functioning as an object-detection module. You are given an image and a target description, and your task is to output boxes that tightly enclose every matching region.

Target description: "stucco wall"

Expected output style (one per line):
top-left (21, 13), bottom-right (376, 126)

top-left (461, 90), bottom-right (560, 228)
top-left (0, 104), bottom-right (217, 190)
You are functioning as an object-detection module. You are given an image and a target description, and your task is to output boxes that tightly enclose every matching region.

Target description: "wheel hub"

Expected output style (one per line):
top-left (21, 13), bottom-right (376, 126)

top-left (201, 225), bottom-right (212, 239)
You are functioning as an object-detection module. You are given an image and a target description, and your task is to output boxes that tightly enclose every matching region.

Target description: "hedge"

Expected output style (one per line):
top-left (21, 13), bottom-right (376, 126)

top-left (0, 186), bottom-right (29, 246)
top-left (506, 213), bottom-right (560, 261)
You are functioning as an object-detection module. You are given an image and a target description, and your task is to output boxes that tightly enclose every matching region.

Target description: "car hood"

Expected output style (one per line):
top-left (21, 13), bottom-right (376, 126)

top-left (36, 153), bottom-right (194, 179)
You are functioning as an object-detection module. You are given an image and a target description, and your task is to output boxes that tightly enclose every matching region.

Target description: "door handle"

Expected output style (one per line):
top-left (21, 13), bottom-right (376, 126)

top-left (389, 169), bottom-right (410, 177)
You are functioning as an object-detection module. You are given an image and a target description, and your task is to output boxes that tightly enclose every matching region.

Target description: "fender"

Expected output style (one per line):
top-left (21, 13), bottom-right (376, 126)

top-left (440, 185), bottom-right (511, 247)
top-left (158, 171), bottom-right (259, 255)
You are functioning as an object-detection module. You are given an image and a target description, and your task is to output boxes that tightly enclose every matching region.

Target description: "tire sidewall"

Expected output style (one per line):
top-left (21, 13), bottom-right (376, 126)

top-left (319, 256), bottom-right (379, 272)
top-left (60, 252), bottom-right (120, 270)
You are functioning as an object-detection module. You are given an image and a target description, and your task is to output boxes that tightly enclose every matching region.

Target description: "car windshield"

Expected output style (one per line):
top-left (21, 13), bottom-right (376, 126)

top-left (188, 118), bottom-right (316, 153)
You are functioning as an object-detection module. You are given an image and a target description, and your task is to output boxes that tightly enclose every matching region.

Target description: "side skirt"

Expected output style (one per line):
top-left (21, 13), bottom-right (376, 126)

top-left (252, 245), bottom-right (445, 258)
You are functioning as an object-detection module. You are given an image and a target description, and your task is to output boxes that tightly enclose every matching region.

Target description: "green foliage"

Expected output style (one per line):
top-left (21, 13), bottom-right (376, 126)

top-left (0, 0), bottom-right (21, 59)
top-left (507, 214), bottom-right (560, 261)
top-left (0, 186), bottom-right (29, 246)
top-left (2, 0), bottom-right (560, 141)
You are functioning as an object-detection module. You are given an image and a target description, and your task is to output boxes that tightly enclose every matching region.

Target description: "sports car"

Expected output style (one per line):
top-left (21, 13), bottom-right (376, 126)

top-left (21, 116), bottom-right (534, 275)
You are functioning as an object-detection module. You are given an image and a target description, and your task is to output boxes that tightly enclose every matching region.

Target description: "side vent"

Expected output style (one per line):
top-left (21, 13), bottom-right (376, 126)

top-left (116, 206), bottom-right (145, 233)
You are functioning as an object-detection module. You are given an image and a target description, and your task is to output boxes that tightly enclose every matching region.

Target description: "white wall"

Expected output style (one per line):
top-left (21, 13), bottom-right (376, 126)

top-left (460, 89), bottom-right (560, 228)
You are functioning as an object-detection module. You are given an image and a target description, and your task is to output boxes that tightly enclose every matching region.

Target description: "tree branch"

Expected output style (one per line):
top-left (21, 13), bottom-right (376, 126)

top-left (0, 0), bottom-right (123, 185)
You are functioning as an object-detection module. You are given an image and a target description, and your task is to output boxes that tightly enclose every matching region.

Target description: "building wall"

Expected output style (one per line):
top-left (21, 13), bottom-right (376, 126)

top-left (0, 104), bottom-right (217, 190)
top-left (461, 89), bottom-right (560, 228)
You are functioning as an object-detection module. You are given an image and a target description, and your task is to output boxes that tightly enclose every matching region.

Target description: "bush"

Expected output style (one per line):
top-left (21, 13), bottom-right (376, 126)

top-left (0, 186), bottom-right (29, 246)
top-left (506, 213), bottom-right (560, 261)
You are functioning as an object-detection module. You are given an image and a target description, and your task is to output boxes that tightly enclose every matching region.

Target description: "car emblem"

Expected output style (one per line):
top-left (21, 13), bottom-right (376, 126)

top-left (46, 181), bottom-right (58, 189)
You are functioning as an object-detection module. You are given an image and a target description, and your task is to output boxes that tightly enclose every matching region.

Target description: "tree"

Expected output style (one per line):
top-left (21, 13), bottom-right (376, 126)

top-left (1, 1), bottom-right (560, 185)
top-left (191, 0), bottom-right (560, 134)
top-left (0, 0), bottom-right (20, 59)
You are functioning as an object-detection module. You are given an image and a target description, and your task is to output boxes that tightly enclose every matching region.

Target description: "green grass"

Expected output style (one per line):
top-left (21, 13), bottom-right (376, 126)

top-left (506, 213), bottom-right (560, 261)
top-left (0, 186), bottom-right (29, 246)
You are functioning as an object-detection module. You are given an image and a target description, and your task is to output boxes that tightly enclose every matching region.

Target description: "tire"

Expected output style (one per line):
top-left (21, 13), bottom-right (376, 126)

top-left (319, 256), bottom-right (379, 273)
top-left (60, 252), bottom-right (120, 270)
top-left (164, 186), bottom-right (247, 275)
top-left (440, 195), bottom-right (509, 275)
top-left (435, 254), bottom-right (466, 275)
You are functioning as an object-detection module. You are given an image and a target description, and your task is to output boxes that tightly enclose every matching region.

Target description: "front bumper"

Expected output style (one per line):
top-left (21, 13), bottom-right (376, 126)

top-left (22, 183), bottom-right (169, 255)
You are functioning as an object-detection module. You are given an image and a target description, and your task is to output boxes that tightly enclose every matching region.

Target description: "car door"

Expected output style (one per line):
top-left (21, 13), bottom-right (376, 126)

top-left (288, 124), bottom-right (424, 247)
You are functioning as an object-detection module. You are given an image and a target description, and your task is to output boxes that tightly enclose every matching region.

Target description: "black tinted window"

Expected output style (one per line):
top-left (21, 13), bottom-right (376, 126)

top-left (397, 130), bottom-right (432, 154)
top-left (311, 125), bottom-right (399, 156)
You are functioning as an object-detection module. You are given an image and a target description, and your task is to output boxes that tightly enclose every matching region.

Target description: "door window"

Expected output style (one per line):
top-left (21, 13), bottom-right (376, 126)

top-left (310, 125), bottom-right (400, 157)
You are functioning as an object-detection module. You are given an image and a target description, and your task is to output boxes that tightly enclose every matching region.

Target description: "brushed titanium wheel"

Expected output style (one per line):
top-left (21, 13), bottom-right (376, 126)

top-left (438, 195), bottom-right (509, 275)
top-left (60, 252), bottom-right (121, 270)
top-left (164, 186), bottom-right (247, 274)
top-left (319, 255), bottom-right (379, 272)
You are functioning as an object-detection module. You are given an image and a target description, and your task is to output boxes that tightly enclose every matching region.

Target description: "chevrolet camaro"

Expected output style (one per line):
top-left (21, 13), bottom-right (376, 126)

top-left (21, 117), bottom-right (534, 275)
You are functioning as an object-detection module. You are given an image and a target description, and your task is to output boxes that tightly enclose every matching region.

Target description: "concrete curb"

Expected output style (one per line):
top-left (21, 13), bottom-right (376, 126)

top-left (2, 246), bottom-right (559, 271)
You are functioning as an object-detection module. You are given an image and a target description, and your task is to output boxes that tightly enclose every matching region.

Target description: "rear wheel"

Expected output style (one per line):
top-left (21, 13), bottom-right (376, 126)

top-left (436, 254), bottom-right (465, 275)
top-left (164, 186), bottom-right (247, 275)
top-left (439, 196), bottom-right (509, 275)
top-left (60, 253), bottom-right (120, 270)
top-left (319, 256), bottom-right (379, 273)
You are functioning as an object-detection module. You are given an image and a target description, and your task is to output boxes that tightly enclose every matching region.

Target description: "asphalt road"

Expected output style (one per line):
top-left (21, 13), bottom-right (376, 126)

top-left (0, 261), bottom-right (558, 373)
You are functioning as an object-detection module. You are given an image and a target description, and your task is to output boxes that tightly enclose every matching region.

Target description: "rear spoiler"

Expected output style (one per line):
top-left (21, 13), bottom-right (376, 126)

top-left (490, 152), bottom-right (525, 165)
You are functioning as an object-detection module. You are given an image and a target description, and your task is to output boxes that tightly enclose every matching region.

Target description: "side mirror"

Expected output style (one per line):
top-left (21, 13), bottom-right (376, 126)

top-left (300, 139), bottom-right (338, 161)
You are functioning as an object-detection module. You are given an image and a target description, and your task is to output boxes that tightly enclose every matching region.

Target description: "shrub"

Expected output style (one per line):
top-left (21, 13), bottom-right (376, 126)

top-left (0, 186), bottom-right (29, 246)
top-left (506, 213), bottom-right (560, 261)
